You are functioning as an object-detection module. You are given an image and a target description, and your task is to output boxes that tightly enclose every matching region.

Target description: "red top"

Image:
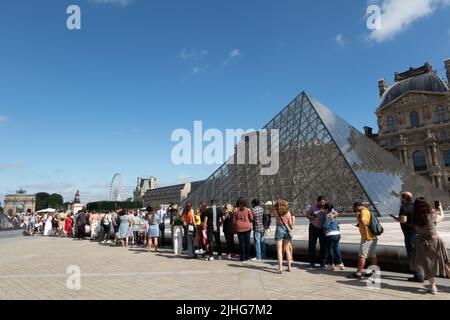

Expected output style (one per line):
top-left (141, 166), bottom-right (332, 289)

top-left (233, 208), bottom-right (253, 233)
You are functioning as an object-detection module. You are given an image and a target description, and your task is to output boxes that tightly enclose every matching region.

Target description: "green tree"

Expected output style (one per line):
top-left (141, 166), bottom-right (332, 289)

top-left (35, 192), bottom-right (64, 211)
top-left (35, 192), bottom-right (50, 211)
top-left (47, 194), bottom-right (64, 209)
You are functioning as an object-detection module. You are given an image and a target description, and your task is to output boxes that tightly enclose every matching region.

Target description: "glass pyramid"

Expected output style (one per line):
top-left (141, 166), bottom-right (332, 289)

top-left (187, 91), bottom-right (450, 216)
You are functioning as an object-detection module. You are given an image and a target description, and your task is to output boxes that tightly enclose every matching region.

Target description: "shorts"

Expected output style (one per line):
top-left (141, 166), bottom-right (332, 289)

top-left (359, 238), bottom-right (378, 259)
top-left (275, 224), bottom-right (291, 241)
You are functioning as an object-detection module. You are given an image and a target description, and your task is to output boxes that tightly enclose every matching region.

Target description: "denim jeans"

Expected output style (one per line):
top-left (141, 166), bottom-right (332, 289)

top-left (237, 231), bottom-right (251, 261)
top-left (325, 234), bottom-right (342, 265)
top-left (254, 231), bottom-right (266, 260)
top-left (187, 234), bottom-right (195, 257)
top-left (403, 229), bottom-right (424, 280)
top-left (308, 224), bottom-right (326, 266)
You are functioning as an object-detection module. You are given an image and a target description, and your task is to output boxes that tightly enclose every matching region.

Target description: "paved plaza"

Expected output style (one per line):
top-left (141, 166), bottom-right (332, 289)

top-left (0, 234), bottom-right (450, 300)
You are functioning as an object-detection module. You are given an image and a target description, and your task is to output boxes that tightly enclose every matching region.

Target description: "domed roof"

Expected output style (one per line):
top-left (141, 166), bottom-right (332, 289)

top-left (380, 63), bottom-right (448, 108)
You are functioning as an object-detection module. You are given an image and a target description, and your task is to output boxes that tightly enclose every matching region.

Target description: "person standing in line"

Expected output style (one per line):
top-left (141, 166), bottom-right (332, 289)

top-left (77, 210), bottom-right (88, 240)
top-left (64, 214), bottom-right (73, 237)
top-left (89, 211), bottom-right (100, 240)
top-left (392, 192), bottom-right (424, 283)
top-left (118, 210), bottom-right (132, 247)
top-left (233, 197), bottom-right (253, 262)
top-left (223, 204), bottom-right (236, 259)
top-left (322, 204), bottom-right (344, 271)
top-left (52, 212), bottom-right (60, 237)
top-left (183, 201), bottom-right (196, 258)
top-left (167, 204), bottom-right (177, 239)
top-left (305, 196), bottom-right (327, 269)
top-left (204, 199), bottom-right (224, 261)
top-left (157, 207), bottom-right (167, 248)
top-left (100, 211), bottom-right (113, 243)
top-left (199, 202), bottom-right (208, 256)
top-left (146, 208), bottom-right (161, 254)
top-left (273, 199), bottom-right (294, 274)
top-left (172, 208), bottom-right (184, 255)
top-left (411, 198), bottom-right (450, 295)
top-left (27, 210), bottom-right (36, 236)
top-left (351, 202), bottom-right (378, 279)
top-left (194, 206), bottom-right (203, 254)
top-left (131, 211), bottom-right (142, 245)
top-left (251, 199), bottom-right (266, 262)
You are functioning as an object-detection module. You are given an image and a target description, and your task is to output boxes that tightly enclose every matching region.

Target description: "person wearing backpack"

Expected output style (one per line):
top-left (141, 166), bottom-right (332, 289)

top-left (251, 199), bottom-right (266, 262)
top-left (352, 202), bottom-right (379, 279)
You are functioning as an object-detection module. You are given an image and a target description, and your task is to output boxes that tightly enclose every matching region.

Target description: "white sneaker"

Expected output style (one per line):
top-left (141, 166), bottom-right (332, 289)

top-left (338, 263), bottom-right (345, 271)
top-left (250, 257), bottom-right (258, 262)
top-left (106, 240), bottom-right (112, 244)
top-left (209, 256), bottom-right (215, 261)
top-left (326, 264), bottom-right (335, 271)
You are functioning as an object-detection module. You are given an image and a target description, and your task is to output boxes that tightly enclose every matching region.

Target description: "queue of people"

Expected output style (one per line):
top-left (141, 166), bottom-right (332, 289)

top-left (18, 193), bottom-right (450, 295)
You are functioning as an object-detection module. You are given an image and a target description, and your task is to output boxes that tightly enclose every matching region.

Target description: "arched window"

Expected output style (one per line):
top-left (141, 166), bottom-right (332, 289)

top-left (436, 106), bottom-right (448, 123)
top-left (386, 116), bottom-right (397, 132)
top-left (413, 150), bottom-right (428, 172)
top-left (410, 112), bottom-right (420, 128)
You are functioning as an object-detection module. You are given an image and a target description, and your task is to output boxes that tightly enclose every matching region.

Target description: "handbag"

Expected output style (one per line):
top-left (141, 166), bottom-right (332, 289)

top-left (187, 223), bottom-right (196, 236)
top-left (276, 210), bottom-right (293, 241)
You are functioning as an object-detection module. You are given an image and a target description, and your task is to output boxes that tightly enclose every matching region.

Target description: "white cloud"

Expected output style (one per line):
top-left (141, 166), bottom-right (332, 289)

top-left (89, 0), bottom-right (134, 6)
top-left (221, 48), bottom-right (242, 70)
top-left (335, 33), bottom-right (346, 45)
top-left (0, 115), bottom-right (8, 124)
top-left (192, 66), bottom-right (208, 74)
top-left (176, 174), bottom-right (193, 181)
top-left (368, 0), bottom-right (450, 43)
top-left (178, 48), bottom-right (209, 61)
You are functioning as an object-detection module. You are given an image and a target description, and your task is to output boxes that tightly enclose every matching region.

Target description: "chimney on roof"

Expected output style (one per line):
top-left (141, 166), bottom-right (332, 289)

top-left (364, 126), bottom-right (374, 138)
top-left (378, 79), bottom-right (388, 97)
top-left (444, 59), bottom-right (450, 85)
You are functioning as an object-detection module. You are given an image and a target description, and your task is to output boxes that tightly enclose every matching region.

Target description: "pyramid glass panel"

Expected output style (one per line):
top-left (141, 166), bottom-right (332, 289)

top-left (187, 92), bottom-right (450, 216)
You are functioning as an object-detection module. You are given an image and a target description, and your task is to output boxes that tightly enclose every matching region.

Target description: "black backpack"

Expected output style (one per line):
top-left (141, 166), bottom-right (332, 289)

top-left (263, 212), bottom-right (272, 229)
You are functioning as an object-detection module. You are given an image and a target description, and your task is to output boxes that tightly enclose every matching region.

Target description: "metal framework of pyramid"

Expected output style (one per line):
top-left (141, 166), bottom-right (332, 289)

top-left (187, 91), bottom-right (450, 216)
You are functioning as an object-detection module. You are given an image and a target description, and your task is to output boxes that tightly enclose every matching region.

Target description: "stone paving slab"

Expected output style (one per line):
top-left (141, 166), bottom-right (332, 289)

top-left (0, 236), bottom-right (449, 300)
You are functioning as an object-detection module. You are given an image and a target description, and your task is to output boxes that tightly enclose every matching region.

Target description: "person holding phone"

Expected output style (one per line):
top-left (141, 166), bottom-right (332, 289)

top-left (391, 192), bottom-right (424, 283)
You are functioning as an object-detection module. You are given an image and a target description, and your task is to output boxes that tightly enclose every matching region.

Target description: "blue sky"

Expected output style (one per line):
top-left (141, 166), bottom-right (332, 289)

top-left (0, 0), bottom-right (449, 203)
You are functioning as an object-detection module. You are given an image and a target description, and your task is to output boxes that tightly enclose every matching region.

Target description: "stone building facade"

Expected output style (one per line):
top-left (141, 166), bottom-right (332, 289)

top-left (365, 59), bottom-right (450, 194)
top-left (133, 177), bottom-right (157, 202)
top-left (141, 180), bottom-right (204, 209)
top-left (4, 190), bottom-right (36, 216)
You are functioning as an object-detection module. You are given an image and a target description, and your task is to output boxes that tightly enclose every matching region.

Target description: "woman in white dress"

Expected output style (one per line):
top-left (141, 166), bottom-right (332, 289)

top-left (43, 213), bottom-right (53, 236)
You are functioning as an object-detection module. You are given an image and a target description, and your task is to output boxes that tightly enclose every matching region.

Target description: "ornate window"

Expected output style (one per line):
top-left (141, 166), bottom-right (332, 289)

top-left (410, 111), bottom-right (420, 128)
top-left (436, 105), bottom-right (448, 123)
top-left (412, 150), bottom-right (428, 171)
top-left (386, 116), bottom-right (397, 132)
top-left (444, 150), bottom-right (450, 167)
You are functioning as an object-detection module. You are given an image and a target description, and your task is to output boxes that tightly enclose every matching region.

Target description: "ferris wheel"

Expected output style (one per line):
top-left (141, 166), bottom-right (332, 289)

top-left (110, 173), bottom-right (125, 202)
